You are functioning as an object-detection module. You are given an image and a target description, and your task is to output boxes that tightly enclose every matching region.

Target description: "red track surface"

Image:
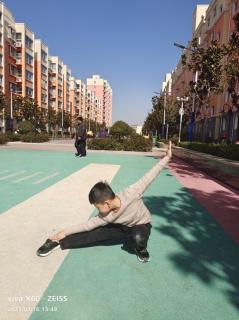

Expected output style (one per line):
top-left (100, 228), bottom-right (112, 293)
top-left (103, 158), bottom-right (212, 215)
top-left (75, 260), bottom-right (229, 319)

top-left (169, 158), bottom-right (239, 245)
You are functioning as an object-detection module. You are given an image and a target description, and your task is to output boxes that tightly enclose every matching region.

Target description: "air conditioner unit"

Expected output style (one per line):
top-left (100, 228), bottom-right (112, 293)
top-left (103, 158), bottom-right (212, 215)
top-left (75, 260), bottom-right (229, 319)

top-left (15, 42), bottom-right (22, 48)
top-left (16, 77), bottom-right (22, 82)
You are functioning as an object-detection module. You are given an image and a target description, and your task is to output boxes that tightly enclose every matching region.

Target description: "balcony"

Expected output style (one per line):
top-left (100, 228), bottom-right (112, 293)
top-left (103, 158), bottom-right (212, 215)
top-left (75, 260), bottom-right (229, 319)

top-left (16, 59), bottom-right (21, 65)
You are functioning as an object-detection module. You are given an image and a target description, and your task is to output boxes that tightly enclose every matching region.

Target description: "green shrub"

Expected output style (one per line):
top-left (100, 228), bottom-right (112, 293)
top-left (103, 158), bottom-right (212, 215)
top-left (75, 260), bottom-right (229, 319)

top-left (88, 136), bottom-right (152, 152)
top-left (21, 132), bottom-right (50, 143)
top-left (87, 138), bottom-right (123, 150)
top-left (18, 120), bottom-right (35, 134)
top-left (0, 133), bottom-right (8, 144)
top-left (6, 131), bottom-right (22, 141)
top-left (178, 142), bottom-right (239, 161)
top-left (123, 135), bottom-right (152, 152)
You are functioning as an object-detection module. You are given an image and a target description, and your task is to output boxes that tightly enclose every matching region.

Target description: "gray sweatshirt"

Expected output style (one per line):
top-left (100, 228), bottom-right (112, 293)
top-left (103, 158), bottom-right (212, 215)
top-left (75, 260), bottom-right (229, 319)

top-left (64, 155), bottom-right (170, 236)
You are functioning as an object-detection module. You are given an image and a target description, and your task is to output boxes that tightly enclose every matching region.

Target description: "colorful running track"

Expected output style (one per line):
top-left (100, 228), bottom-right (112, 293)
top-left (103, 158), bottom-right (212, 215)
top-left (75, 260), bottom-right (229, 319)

top-left (0, 146), bottom-right (238, 320)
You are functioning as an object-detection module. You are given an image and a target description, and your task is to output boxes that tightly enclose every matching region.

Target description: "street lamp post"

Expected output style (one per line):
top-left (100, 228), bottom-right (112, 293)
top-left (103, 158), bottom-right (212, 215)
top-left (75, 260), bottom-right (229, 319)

top-left (10, 83), bottom-right (14, 131)
top-left (177, 96), bottom-right (188, 143)
top-left (174, 42), bottom-right (197, 141)
top-left (62, 74), bottom-right (64, 137)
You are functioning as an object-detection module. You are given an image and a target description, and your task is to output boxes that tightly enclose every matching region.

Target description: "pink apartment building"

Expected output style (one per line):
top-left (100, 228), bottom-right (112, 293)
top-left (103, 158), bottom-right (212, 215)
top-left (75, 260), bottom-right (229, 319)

top-left (87, 75), bottom-right (112, 127)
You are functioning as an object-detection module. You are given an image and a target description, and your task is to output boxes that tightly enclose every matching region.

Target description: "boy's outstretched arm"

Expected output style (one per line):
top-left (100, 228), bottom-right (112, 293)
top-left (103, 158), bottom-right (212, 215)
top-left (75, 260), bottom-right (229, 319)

top-left (127, 141), bottom-right (172, 197)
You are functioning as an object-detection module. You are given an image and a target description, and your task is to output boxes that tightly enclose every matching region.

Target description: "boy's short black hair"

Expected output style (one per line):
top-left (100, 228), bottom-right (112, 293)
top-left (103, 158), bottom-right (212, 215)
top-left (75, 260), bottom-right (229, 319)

top-left (89, 181), bottom-right (115, 204)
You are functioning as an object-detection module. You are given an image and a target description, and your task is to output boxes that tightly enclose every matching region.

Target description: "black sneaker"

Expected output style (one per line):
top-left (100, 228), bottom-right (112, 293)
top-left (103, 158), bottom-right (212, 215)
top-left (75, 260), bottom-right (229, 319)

top-left (135, 248), bottom-right (150, 263)
top-left (36, 239), bottom-right (60, 257)
top-left (79, 154), bottom-right (86, 157)
top-left (75, 153), bottom-right (80, 157)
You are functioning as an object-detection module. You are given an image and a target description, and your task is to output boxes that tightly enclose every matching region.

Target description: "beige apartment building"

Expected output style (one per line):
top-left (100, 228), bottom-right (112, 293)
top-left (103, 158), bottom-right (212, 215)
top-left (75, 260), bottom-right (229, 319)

top-left (0, 2), bottom-right (113, 133)
top-left (15, 23), bottom-right (35, 98)
top-left (48, 56), bottom-right (63, 113)
top-left (34, 39), bottom-right (48, 113)
top-left (63, 65), bottom-right (71, 114)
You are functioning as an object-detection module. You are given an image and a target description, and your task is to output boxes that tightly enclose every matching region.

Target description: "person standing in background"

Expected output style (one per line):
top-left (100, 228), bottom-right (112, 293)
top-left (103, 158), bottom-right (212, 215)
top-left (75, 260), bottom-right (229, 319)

top-left (74, 116), bottom-right (87, 157)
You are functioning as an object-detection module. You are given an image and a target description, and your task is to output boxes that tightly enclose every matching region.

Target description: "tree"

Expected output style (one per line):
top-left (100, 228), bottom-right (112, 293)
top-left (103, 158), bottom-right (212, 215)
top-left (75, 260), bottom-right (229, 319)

top-left (142, 96), bottom-right (179, 137)
top-left (0, 92), bottom-right (7, 113)
top-left (224, 13), bottom-right (239, 108)
top-left (110, 121), bottom-right (134, 141)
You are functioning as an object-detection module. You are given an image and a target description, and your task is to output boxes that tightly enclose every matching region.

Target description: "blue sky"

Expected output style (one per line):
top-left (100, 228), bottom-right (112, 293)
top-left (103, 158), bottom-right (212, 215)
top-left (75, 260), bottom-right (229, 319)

top-left (6, 0), bottom-right (209, 125)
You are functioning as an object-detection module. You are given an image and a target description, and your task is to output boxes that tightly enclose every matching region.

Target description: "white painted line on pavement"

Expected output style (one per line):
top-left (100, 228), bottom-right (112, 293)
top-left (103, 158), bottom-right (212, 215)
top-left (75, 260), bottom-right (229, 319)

top-left (0, 171), bottom-right (26, 181)
top-left (33, 172), bottom-right (59, 185)
top-left (0, 163), bottom-right (120, 320)
top-left (13, 172), bottom-right (43, 183)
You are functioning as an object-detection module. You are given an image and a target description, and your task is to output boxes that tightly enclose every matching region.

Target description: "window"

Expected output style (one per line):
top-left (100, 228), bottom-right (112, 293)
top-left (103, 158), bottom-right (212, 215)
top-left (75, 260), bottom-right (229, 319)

top-left (220, 4), bottom-right (223, 13)
top-left (58, 65), bottom-right (62, 74)
top-left (26, 87), bottom-right (33, 97)
top-left (26, 70), bottom-right (33, 81)
top-left (41, 94), bottom-right (47, 103)
top-left (41, 79), bottom-right (47, 89)
top-left (207, 16), bottom-right (210, 27)
top-left (10, 46), bottom-right (16, 58)
top-left (16, 33), bottom-right (21, 41)
top-left (41, 50), bottom-right (47, 62)
top-left (26, 53), bottom-right (33, 65)
top-left (51, 63), bottom-right (56, 72)
top-left (25, 36), bottom-right (33, 49)
top-left (9, 64), bottom-right (17, 76)
top-left (0, 75), bottom-right (3, 86)
top-left (41, 65), bottom-right (47, 75)
top-left (213, 7), bottom-right (217, 17)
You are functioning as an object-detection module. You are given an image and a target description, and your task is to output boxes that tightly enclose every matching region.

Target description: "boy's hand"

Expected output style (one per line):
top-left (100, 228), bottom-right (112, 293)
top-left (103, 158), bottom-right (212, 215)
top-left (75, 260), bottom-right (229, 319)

top-left (50, 230), bottom-right (66, 241)
top-left (166, 140), bottom-right (172, 158)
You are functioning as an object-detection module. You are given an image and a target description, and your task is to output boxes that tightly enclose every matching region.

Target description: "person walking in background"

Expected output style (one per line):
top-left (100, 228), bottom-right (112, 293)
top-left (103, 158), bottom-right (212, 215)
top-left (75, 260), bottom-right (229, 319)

top-left (74, 116), bottom-right (87, 157)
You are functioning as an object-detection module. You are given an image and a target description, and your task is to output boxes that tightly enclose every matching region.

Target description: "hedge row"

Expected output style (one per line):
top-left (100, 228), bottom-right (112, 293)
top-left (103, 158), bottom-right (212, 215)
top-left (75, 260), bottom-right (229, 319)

top-left (0, 132), bottom-right (50, 144)
top-left (0, 133), bottom-right (8, 144)
top-left (88, 136), bottom-right (152, 152)
top-left (178, 142), bottom-right (239, 161)
top-left (21, 132), bottom-right (50, 143)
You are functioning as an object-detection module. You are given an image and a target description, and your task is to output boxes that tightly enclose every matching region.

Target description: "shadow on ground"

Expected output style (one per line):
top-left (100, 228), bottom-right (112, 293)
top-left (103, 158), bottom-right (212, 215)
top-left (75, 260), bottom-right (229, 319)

top-left (143, 188), bottom-right (239, 311)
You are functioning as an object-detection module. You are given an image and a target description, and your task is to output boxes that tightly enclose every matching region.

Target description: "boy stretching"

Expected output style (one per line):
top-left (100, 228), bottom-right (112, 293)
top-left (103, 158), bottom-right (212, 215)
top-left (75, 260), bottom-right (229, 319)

top-left (37, 142), bottom-right (172, 263)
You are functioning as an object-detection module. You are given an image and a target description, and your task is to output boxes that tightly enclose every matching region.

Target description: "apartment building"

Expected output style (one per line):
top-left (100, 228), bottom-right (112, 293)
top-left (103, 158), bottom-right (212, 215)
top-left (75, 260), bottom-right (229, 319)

top-left (168, 1), bottom-right (239, 143)
top-left (0, 2), bottom-right (113, 133)
top-left (15, 23), bottom-right (35, 98)
top-left (87, 75), bottom-right (112, 127)
top-left (34, 39), bottom-right (48, 112)
top-left (161, 73), bottom-right (172, 95)
top-left (48, 56), bottom-right (63, 112)
top-left (63, 65), bottom-right (71, 114)
top-left (1, 2), bottom-right (17, 97)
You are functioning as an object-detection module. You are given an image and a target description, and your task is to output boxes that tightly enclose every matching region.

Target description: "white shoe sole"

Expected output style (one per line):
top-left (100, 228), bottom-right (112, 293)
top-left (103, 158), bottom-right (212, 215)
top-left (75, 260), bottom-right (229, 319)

top-left (135, 249), bottom-right (150, 263)
top-left (137, 256), bottom-right (151, 263)
top-left (37, 244), bottom-right (60, 257)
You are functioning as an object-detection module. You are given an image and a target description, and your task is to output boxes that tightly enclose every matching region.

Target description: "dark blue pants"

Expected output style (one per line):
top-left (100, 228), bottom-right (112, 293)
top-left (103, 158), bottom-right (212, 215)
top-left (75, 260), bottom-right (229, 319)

top-left (75, 139), bottom-right (86, 156)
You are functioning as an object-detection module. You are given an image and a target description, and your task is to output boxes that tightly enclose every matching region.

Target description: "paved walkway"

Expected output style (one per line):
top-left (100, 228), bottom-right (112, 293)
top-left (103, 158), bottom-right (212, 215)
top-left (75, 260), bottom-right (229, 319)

top-left (0, 145), bottom-right (238, 320)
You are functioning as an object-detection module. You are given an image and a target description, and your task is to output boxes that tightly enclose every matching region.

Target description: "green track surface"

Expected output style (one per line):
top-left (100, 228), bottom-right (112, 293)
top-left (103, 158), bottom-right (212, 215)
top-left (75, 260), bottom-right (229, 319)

top-left (1, 148), bottom-right (238, 320)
